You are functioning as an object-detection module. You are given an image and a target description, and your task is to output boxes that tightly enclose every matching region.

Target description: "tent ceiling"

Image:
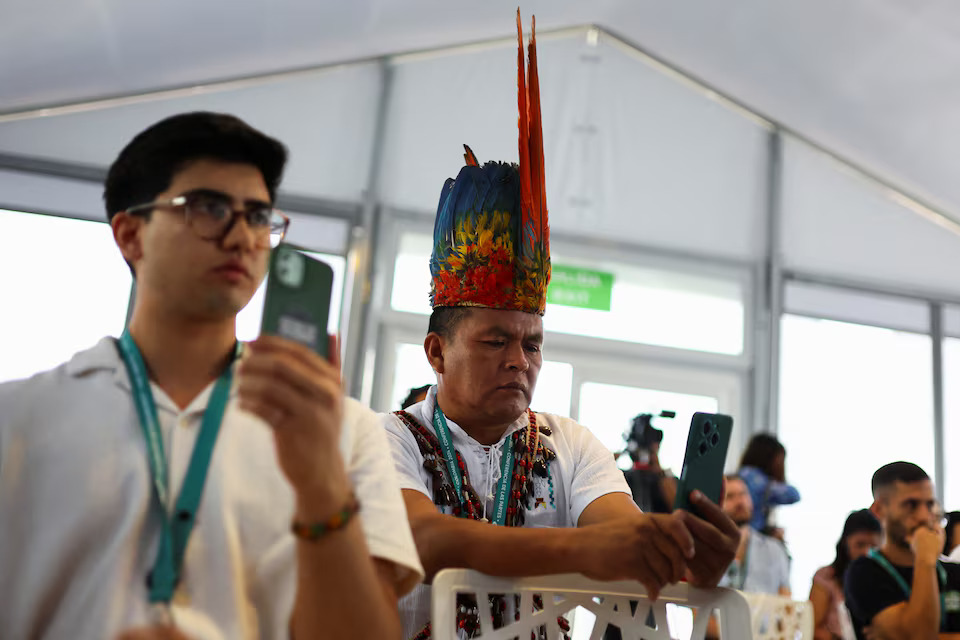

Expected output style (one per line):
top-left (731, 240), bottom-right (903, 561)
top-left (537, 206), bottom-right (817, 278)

top-left (4, 0), bottom-right (960, 221)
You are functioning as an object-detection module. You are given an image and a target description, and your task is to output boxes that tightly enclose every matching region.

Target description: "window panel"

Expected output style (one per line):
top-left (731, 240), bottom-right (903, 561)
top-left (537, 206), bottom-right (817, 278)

top-left (390, 232), bottom-right (745, 355)
top-left (777, 314), bottom-right (935, 597)
top-left (0, 210), bottom-right (132, 383)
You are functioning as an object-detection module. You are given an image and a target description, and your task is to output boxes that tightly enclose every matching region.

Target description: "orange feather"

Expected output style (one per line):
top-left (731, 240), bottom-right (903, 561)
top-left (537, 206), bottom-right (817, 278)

top-left (463, 144), bottom-right (479, 167)
top-left (517, 10), bottom-right (534, 225)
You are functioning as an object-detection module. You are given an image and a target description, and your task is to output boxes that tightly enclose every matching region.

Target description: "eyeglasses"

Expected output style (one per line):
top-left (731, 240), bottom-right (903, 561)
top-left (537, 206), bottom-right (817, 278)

top-left (125, 190), bottom-right (290, 248)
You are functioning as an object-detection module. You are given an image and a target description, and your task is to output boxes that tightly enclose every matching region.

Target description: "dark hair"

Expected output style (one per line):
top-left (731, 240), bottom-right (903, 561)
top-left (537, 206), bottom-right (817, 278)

top-left (739, 433), bottom-right (786, 477)
top-left (871, 461), bottom-right (930, 498)
top-left (401, 384), bottom-right (432, 410)
top-left (830, 509), bottom-right (882, 584)
top-left (428, 306), bottom-right (474, 339)
top-left (104, 111), bottom-right (287, 220)
top-left (944, 511), bottom-right (960, 555)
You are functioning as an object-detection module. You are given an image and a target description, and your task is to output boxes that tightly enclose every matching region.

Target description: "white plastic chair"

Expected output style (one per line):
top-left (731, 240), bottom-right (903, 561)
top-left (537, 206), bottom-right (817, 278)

top-left (432, 569), bottom-right (754, 640)
top-left (740, 593), bottom-right (814, 640)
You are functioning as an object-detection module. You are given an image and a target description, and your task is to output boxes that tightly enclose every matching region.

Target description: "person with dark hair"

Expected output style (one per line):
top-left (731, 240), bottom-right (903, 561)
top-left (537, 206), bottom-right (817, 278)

top-left (944, 512), bottom-right (960, 560)
top-left (809, 509), bottom-right (882, 640)
top-left (382, 14), bottom-right (739, 640)
top-left (844, 462), bottom-right (960, 640)
top-left (738, 432), bottom-right (800, 534)
top-left (717, 474), bottom-right (791, 596)
top-left (622, 412), bottom-right (678, 514)
top-left (401, 384), bottom-right (432, 410)
top-left (0, 112), bottom-right (422, 639)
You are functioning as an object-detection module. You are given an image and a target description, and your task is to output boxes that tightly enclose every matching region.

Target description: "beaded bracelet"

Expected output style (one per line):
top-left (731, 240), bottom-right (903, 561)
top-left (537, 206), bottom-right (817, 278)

top-left (290, 494), bottom-right (361, 541)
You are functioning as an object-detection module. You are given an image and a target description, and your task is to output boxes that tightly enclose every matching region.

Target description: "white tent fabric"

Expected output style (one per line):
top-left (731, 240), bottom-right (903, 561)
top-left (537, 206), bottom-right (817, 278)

top-left (3, 0), bottom-right (960, 297)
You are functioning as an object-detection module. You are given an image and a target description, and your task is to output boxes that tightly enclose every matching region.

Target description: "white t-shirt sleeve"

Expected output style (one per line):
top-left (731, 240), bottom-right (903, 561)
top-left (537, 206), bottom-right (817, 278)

top-left (344, 399), bottom-right (424, 596)
top-left (382, 411), bottom-right (432, 499)
top-left (561, 416), bottom-right (632, 525)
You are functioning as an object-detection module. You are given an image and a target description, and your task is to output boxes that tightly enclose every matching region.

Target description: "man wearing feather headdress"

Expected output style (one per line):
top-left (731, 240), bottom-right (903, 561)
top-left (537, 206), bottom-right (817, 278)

top-left (382, 12), bottom-right (740, 639)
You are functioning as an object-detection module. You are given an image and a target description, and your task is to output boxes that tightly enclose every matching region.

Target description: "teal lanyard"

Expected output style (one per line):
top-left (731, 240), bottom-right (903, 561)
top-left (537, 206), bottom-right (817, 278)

top-left (732, 533), bottom-right (751, 590)
top-left (868, 549), bottom-right (947, 628)
top-left (432, 405), bottom-right (516, 526)
top-left (116, 329), bottom-right (238, 605)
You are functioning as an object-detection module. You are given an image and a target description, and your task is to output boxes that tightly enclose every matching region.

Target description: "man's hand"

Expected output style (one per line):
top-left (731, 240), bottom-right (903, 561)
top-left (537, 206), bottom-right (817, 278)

top-left (116, 626), bottom-right (191, 640)
top-left (910, 525), bottom-right (945, 568)
top-left (676, 490), bottom-right (740, 588)
top-left (578, 512), bottom-right (695, 600)
top-left (237, 334), bottom-right (350, 514)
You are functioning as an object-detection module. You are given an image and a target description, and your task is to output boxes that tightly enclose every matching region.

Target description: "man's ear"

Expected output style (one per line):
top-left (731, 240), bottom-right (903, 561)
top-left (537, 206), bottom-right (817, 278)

top-left (870, 498), bottom-right (885, 521)
top-left (111, 212), bottom-right (144, 268)
top-left (424, 333), bottom-right (446, 374)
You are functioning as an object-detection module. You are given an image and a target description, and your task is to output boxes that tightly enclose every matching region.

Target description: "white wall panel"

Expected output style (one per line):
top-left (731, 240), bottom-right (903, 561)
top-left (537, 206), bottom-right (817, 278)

top-left (0, 169), bottom-right (105, 221)
top-left (781, 137), bottom-right (960, 298)
top-left (0, 64), bottom-right (381, 202)
top-left (379, 33), bottom-right (768, 261)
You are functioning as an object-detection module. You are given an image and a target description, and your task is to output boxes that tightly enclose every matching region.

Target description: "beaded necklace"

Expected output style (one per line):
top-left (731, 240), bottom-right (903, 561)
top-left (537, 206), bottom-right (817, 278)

top-left (394, 408), bottom-right (568, 640)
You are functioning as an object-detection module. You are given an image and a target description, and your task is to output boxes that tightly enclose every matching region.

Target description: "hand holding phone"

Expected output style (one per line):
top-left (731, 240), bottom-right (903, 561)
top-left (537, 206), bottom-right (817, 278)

top-left (259, 244), bottom-right (333, 358)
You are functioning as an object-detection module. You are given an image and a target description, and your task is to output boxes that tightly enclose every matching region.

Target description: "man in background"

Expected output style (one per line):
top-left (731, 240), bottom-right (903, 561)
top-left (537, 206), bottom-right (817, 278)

top-left (718, 474), bottom-right (791, 596)
top-left (845, 462), bottom-right (960, 640)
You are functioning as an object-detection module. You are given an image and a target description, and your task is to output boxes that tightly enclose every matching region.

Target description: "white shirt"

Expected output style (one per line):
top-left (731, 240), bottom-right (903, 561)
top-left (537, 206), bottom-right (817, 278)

top-left (0, 337), bottom-right (423, 640)
top-left (717, 527), bottom-right (790, 595)
top-left (383, 386), bottom-right (631, 637)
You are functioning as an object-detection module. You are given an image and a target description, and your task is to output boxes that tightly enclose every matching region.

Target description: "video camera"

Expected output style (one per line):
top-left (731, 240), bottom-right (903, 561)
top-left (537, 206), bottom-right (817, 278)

top-left (626, 411), bottom-right (675, 458)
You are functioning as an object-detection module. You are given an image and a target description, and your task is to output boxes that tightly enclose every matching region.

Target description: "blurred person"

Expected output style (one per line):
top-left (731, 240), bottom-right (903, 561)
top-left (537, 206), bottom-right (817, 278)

top-left (622, 412), bottom-right (678, 514)
top-left (0, 112), bottom-right (422, 640)
top-left (738, 432), bottom-right (800, 536)
top-left (383, 13), bottom-right (740, 640)
top-left (810, 509), bottom-right (882, 640)
top-left (400, 384), bottom-right (431, 410)
top-left (944, 512), bottom-right (960, 561)
top-left (845, 462), bottom-right (960, 640)
top-left (718, 474), bottom-right (791, 596)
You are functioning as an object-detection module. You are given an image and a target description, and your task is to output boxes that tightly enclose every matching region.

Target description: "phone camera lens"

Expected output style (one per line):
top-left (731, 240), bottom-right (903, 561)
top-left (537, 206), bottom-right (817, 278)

top-left (711, 433), bottom-right (719, 446)
top-left (698, 441), bottom-right (708, 456)
top-left (703, 421), bottom-right (712, 434)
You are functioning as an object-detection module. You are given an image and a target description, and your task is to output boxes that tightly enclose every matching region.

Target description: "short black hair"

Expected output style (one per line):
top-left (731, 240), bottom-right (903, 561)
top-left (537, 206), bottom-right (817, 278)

top-left (104, 111), bottom-right (287, 220)
top-left (400, 384), bottom-right (432, 410)
top-left (871, 461), bottom-right (930, 498)
top-left (427, 306), bottom-right (474, 339)
top-left (739, 433), bottom-right (786, 476)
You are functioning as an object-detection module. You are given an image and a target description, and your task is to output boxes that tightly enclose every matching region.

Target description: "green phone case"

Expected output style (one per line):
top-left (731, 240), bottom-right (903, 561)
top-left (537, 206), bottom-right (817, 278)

top-left (260, 244), bottom-right (333, 357)
top-left (673, 412), bottom-right (734, 514)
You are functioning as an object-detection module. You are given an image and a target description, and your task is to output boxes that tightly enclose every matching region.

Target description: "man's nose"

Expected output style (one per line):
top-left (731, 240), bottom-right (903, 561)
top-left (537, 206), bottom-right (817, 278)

top-left (221, 212), bottom-right (258, 251)
top-left (505, 343), bottom-right (529, 372)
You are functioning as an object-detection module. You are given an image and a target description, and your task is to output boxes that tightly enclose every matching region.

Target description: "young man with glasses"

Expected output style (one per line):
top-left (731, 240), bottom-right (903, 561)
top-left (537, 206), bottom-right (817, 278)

top-left (0, 112), bottom-right (422, 639)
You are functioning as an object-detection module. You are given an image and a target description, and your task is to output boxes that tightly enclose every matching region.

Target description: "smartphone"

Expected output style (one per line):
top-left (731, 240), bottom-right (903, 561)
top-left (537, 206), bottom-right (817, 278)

top-left (672, 412), bottom-right (734, 515)
top-left (259, 244), bottom-right (333, 357)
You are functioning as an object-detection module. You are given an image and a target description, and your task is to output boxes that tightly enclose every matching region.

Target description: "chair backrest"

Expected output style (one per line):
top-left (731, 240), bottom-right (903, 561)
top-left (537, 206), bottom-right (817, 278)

top-left (741, 593), bottom-right (814, 640)
top-left (431, 569), bottom-right (754, 640)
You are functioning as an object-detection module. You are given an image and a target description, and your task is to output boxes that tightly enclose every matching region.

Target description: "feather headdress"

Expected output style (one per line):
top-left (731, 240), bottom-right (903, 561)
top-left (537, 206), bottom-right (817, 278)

top-left (429, 10), bottom-right (551, 315)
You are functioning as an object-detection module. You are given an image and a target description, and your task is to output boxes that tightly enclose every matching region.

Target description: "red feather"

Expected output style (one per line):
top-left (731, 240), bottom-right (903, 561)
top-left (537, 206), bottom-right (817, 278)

top-left (527, 16), bottom-right (547, 244)
top-left (463, 144), bottom-right (479, 167)
top-left (516, 10), bottom-right (534, 226)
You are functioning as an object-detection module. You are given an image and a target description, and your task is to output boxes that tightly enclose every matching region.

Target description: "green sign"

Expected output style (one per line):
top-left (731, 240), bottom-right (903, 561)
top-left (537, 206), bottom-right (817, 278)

top-left (547, 265), bottom-right (614, 311)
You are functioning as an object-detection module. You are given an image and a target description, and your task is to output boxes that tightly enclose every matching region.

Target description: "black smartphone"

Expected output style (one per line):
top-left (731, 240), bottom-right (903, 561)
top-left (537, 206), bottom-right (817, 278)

top-left (673, 412), bottom-right (734, 515)
top-left (259, 244), bottom-right (333, 357)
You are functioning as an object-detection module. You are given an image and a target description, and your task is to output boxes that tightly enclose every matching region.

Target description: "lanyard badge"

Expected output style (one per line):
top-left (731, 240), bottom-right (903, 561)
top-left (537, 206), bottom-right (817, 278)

top-left (116, 330), bottom-right (238, 607)
top-left (432, 405), bottom-right (516, 526)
